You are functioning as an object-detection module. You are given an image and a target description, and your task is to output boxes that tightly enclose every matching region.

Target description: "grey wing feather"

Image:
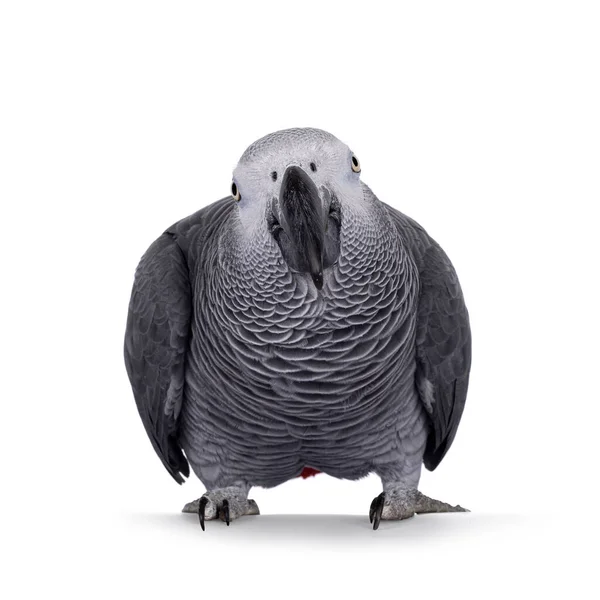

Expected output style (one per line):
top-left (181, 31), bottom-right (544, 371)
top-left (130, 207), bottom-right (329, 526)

top-left (124, 233), bottom-right (192, 483)
top-left (387, 207), bottom-right (472, 471)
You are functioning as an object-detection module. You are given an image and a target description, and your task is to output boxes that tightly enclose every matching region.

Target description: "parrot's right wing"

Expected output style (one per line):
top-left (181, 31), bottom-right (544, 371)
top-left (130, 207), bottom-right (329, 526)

top-left (387, 206), bottom-right (472, 472)
top-left (124, 198), bottom-right (235, 483)
top-left (124, 233), bottom-right (192, 484)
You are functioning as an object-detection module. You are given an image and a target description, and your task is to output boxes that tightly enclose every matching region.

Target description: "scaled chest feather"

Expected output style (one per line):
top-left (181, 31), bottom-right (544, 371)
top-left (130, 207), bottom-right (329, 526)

top-left (188, 235), bottom-right (419, 416)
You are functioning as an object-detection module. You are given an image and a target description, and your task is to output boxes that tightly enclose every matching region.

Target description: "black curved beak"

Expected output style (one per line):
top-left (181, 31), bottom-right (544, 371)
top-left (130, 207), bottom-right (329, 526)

top-left (279, 165), bottom-right (324, 289)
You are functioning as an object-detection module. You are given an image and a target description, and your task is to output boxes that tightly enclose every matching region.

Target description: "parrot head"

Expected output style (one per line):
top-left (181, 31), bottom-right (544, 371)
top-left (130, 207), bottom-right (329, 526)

top-left (231, 128), bottom-right (366, 290)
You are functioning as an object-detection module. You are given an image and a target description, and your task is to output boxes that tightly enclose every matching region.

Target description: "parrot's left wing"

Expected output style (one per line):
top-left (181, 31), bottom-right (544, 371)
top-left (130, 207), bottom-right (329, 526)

top-left (387, 207), bottom-right (472, 471)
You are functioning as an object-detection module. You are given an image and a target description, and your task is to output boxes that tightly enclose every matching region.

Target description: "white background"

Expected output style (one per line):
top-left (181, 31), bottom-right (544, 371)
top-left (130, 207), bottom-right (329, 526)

top-left (1, 1), bottom-right (599, 598)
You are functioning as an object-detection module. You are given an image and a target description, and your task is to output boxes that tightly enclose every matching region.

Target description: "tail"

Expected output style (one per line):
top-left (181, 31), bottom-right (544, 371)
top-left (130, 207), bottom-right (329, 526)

top-left (299, 467), bottom-right (320, 479)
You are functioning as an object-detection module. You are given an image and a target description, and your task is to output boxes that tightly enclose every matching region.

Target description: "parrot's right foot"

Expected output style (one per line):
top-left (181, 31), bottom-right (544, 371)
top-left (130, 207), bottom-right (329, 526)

top-left (369, 488), bottom-right (468, 530)
top-left (182, 487), bottom-right (260, 530)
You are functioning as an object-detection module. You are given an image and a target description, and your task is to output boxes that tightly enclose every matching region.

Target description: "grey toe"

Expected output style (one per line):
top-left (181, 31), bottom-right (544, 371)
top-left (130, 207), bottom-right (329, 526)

top-left (182, 498), bottom-right (200, 513)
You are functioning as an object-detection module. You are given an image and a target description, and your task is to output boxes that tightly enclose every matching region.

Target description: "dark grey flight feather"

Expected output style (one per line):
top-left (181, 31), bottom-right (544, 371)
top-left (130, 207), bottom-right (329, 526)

top-left (124, 233), bottom-right (192, 483)
top-left (386, 208), bottom-right (471, 470)
top-left (124, 198), bottom-right (234, 483)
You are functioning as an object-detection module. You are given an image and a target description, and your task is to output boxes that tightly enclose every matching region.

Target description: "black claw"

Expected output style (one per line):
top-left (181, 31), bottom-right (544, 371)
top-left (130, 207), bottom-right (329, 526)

top-left (198, 497), bottom-right (208, 531)
top-left (370, 492), bottom-right (385, 531)
top-left (221, 499), bottom-right (230, 526)
top-left (369, 497), bottom-right (377, 524)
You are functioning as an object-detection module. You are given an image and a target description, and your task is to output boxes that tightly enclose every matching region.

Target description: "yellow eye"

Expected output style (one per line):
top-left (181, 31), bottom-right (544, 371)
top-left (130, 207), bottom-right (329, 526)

top-left (351, 154), bottom-right (361, 173)
top-left (231, 181), bottom-right (241, 201)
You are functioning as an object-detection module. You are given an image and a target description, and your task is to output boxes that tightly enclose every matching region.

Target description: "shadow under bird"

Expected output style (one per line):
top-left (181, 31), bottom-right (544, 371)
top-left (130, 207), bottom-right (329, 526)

top-left (124, 128), bottom-right (471, 530)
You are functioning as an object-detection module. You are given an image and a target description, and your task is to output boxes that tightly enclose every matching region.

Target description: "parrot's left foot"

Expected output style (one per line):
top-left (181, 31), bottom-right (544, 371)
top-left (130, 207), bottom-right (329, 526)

top-left (369, 488), bottom-right (469, 530)
top-left (182, 487), bottom-right (260, 530)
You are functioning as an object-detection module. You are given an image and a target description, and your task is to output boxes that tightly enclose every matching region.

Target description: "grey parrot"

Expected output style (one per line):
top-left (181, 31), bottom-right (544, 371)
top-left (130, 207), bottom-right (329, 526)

top-left (124, 128), bottom-right (471, 530)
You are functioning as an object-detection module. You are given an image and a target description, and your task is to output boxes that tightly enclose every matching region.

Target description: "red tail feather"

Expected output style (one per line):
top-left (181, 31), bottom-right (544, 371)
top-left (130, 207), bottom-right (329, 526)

top-left (299, 467), bottom-right (320, 479)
